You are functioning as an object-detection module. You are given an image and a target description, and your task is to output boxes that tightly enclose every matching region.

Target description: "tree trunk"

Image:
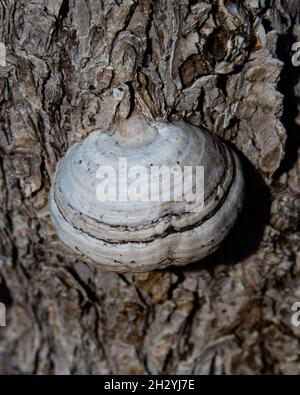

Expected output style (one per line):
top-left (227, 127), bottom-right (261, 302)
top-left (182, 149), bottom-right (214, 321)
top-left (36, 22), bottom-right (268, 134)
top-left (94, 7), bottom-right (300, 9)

top-left (0, 0), bottom-right (300, 375)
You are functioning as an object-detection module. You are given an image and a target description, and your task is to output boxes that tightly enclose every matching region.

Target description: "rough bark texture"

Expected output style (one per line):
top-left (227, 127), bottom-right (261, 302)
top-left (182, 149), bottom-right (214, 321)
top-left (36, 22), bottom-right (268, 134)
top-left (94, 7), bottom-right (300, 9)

top-left (0, 0), bottom-right (300, 374)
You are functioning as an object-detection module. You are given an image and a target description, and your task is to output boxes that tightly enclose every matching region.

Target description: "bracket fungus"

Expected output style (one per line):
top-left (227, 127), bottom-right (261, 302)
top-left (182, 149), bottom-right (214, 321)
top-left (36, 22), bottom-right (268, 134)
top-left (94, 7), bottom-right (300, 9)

top-left (50, 113), bottom-right (244, 272)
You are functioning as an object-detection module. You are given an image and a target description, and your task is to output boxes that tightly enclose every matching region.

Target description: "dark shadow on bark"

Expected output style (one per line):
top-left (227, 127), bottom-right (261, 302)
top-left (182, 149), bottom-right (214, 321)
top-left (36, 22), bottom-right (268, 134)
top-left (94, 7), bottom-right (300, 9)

top-left (179, 152), bottom-right (271, 273)
top-left (274, 26), bottom-right (300, 178)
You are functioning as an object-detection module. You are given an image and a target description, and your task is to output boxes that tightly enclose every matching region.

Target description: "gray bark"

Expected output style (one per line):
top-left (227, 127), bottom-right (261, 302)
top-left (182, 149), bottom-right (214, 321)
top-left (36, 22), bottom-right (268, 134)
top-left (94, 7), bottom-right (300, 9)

top-left (0, 0), bottom-right (300, 374)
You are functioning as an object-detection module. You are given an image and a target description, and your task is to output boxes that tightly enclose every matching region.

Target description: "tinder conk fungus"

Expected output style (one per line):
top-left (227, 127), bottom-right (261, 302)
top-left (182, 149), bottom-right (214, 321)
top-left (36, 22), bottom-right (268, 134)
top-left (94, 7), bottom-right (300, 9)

top-left (50, 113), bottom-right (244, 272)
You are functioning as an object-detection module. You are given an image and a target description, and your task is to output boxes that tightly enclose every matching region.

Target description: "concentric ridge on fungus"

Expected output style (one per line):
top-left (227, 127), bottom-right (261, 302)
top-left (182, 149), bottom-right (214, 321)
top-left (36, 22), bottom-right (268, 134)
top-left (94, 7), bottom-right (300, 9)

top-left (50, 113), bottom-right (244, 272)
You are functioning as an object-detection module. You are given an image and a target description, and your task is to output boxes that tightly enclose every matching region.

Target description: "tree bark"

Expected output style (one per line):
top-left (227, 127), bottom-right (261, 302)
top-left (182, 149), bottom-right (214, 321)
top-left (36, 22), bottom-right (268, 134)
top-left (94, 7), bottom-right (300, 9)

top-left (0, 0), bottom-right (300, 374)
